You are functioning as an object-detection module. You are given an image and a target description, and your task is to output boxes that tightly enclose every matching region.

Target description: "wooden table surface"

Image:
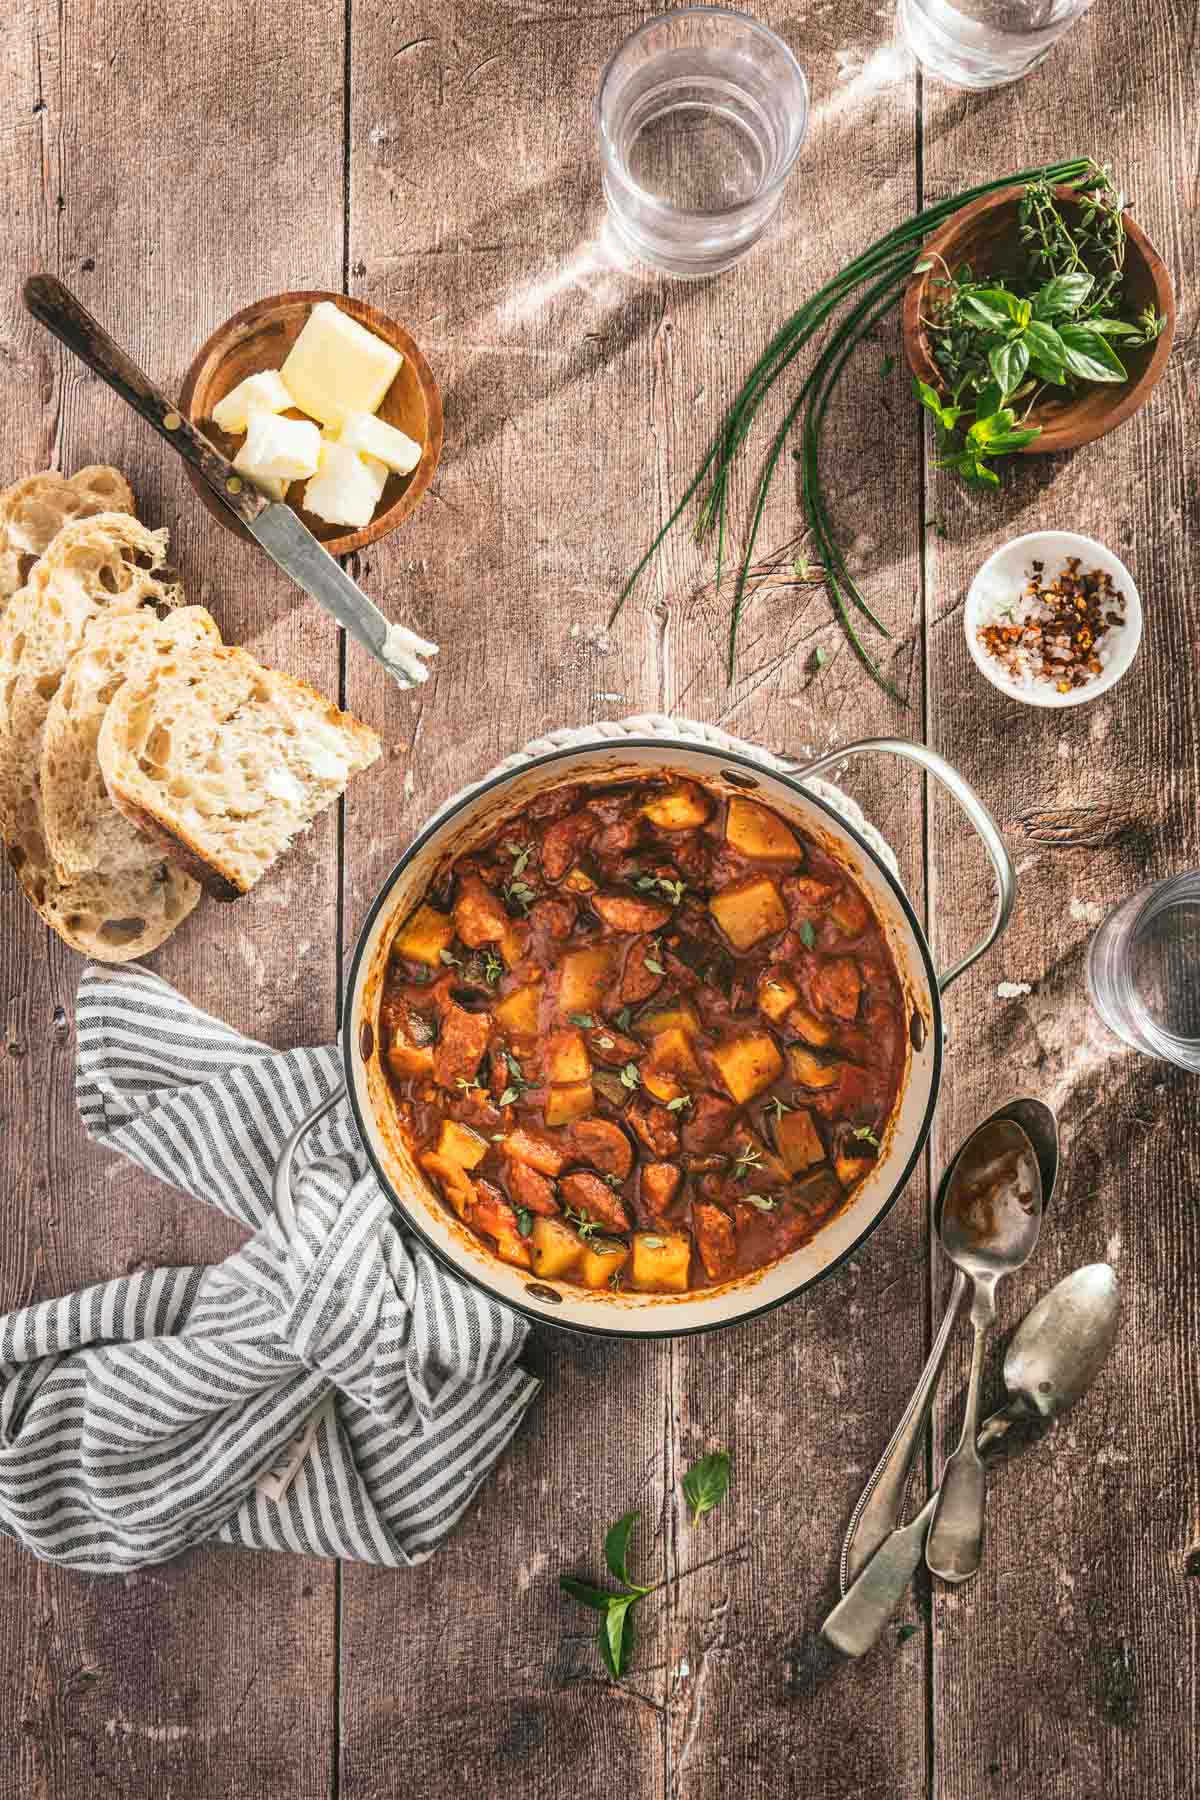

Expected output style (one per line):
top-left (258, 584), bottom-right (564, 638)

top-left (2, 2), bottom-right (1197, 1795)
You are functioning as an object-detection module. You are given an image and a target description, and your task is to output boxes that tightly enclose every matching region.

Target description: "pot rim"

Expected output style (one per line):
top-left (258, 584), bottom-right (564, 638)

top-left (342, 735), bottom-right (944, 1340)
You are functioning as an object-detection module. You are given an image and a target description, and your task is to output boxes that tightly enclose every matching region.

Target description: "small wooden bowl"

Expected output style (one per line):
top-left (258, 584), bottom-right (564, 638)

top-left (902, 187), bottom-right (1175, 453)
top-left (179, 291), bottom-right (443, 556)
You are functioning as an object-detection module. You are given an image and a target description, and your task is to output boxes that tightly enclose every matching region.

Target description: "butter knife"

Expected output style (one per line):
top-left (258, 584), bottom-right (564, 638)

top-left (23, 274), bottom-right (437, 690)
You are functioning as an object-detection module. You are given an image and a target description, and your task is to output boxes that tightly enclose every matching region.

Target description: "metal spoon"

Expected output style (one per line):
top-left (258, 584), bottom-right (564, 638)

top-left (840, 1097), bottom-right (1059, 1591)
top-left (924, 1118), bottom-right (1044, 1582)
top-left (823, 1262), bottom-right (1120, 1656)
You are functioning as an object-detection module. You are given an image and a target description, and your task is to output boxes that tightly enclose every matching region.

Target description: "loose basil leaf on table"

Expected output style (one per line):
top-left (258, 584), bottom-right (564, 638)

top-left (682, 1451), bottom-right (733, 1525)
top-left (605, 1509), bottom-right (652, 1591)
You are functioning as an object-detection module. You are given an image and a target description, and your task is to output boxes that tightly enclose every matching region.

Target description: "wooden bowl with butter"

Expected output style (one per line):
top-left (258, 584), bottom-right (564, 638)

top-left (179, 291), bottom-right (443, 557)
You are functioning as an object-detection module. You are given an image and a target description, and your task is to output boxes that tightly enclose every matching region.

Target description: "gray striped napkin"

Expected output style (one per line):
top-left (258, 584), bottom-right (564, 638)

top-left (0, 965), bottom-right (539, 1573)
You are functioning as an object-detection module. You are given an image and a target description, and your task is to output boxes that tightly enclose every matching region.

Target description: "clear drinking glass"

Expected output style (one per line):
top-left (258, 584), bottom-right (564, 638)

top-left (896, 0), bottom-right (1096, 89)
top-left (597, 7), bottom-right (809, 279)
top-left (1086, 872), bottom-right (1200, 1072)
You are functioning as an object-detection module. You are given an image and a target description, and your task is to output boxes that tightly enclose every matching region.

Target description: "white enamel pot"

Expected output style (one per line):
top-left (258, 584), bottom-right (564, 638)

top-left (281, 722), bottom-right (1015, 1339)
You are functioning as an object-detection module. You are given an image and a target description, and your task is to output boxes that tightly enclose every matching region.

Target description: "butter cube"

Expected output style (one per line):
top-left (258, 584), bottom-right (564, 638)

top-left (211, 369), bottom-right (293, 435)
top-left (335, 410), bottom-right (422, 475)
top-left (302, 442), bottom-right (388, 529)
top-left (233, 413), bottom-right (321, 489)
top-left (280, 302), bottom-right (403, 426)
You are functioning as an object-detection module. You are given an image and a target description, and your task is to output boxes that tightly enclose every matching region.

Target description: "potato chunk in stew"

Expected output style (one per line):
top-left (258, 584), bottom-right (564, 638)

top-left (757, 972), bottom-right (798, 1022)
top-left (394, 903), bottom-right (455, 968)
top-left (545, 1028), bottom-right (591, 1084)
top-left (531, 1215), bottom-right (584, 1281)
top-left (641, 783), bottom-right (711, 830)
top-left (712, 1031), bottom-right (784, 1104)
top-left (382, 775), bottom-right (905, 1298)
top-left (774, 1109), bottom-right (826, 1175)
top-left (558, 944), bottom-right (618, 1015)
top-left (435, 1119), bottom-right (488, 1170)
top-left (630, 1230), bottom-right (691, 1293)
top-left (725, 796), bottom-right (803, 864)
top-left (494, 982), bottom-right (541, 1039)
top-left (544, 1081), bottom-right (594, 1127)
top-left (579, 1237), bottom-right (630, 1289)
top-left (710, 876), bottom-right (789, 951)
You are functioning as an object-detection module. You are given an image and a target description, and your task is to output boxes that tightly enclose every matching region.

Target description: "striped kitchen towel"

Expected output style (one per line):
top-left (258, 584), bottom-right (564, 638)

top-left (0, 964), bottom-right (539, 1574)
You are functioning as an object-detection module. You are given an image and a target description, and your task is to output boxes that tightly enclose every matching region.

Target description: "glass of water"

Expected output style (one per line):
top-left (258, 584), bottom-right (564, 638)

top-left (597, 7), bottom-right (809, 278)
top-left (1086, 872), bottom-right (1200, 1073)
top-left (897, 0), bottom-right (1095, 89)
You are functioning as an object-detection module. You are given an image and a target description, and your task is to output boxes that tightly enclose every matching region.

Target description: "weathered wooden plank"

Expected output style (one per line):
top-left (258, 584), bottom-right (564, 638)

top-left (649, 14), bottom-right (933, 1795)
top-left (0, 2), bottom-right (345, 1793)
top-left (340, 5), bottom-right (931, 1798)
top-left (921, 6), bottom-right (1200, 1795)
top-left (338, 10), bottom-right (671, 1796)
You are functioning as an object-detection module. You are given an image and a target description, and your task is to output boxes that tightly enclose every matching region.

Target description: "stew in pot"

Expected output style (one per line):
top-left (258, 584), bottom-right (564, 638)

top-left (379, 778), bottom-right (907, 1296)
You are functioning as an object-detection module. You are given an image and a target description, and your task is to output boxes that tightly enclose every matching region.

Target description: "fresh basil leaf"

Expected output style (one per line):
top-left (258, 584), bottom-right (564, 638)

top-left (1027, 353), bottom-right (1068, 387)
top-left (958, 456), bottom-right (1001, 488)
top-left (966, 410), bottom-right (1015, 448)
top-left (984, 426), bottom-right (1041, 452)
top-left (599, 1595), bottom-right (637, 1678)
top-left (988, 336), bottom-right (1029, 397)
top-left (914, 379), bottom-right (959, 433)
top-left (1057, 324), bottom-right (1128, 383)
top-left (1085, 317), bottom-right (1140, 339)
top-left (560, 1575), bottom-right (619, 1611)
top-left (960, 293), bottom-right (1011, 330)
top-left (1033, 271), bottom-right (1094, 317)
top-left (974, 380), bottom-right (1005, 420)
top-left (604, 1509), bottom-right (641, 1587)
top-left (1024, 320), bottom-right (1067, 367)
top-left (681, 1450), bottom-right (732, 1525)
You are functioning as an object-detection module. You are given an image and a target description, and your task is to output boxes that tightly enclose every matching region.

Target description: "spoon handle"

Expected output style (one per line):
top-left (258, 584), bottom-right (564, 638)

top-left (825, 1498), bottom-right (935, 1656)
top-left (840, 1268), bottom-right (968, 1591)
top-left (823, 1404), bottom-right (1021, 1655)
top-left (925, 1309), bottom-right (990, 1581)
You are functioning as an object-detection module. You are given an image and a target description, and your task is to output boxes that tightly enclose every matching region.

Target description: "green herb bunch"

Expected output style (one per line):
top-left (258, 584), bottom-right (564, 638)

top-left (918, 173), bottom-right (1165, 488)
top-left (612, 158), bottom-right (1155, 698)
top-left (559, 1451), bottom-right (731, 1677)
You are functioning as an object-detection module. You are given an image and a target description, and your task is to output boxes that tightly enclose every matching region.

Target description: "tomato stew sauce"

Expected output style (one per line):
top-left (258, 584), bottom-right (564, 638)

top-left (380, 778), bottom-right (907, 1297)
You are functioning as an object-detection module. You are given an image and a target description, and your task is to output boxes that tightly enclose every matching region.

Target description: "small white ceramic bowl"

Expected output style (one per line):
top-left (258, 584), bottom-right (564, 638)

top-left (964, 530), bottom-right (1143, 709)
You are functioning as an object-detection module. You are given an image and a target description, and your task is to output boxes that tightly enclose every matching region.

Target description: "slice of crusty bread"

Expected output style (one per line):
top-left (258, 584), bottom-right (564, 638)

top-left (0, 510), bottom-right (199, 961)
top-left (7, 848), bottom-right (201, 962)
top-left (0, 512), bottom-right (185, 860)
top-left (0, 467), bottom-right (135, 605)
top-left (98, 643), bottom-right (381, 899)
top-left (42, 606), bottom-right (222, 881)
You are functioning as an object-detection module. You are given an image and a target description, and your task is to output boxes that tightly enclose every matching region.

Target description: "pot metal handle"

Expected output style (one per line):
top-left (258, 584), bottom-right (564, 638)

top-left (784, 738), bottom-right (1015, 992)
top-left (272, 1082), bottom-right (347, 1236)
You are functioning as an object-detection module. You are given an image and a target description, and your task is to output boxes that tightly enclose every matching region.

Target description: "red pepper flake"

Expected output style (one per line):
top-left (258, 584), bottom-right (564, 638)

top-left (976, 558), bottom-right (1126, 694)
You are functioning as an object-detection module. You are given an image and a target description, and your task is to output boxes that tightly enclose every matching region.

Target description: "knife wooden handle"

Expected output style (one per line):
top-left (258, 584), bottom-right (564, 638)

top-left (23, 273), bottom-right (268, 529)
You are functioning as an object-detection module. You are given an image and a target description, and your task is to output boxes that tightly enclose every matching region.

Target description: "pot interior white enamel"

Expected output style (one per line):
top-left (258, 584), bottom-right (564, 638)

top-left (344, 739), bottom-right (942, 1337)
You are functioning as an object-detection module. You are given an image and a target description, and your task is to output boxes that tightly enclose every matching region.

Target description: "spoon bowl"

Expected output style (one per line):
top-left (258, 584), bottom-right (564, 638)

top-left (1005, 1262), bottom-right (1121, 1421)
top-left (926, 1116), bottom-right (1045, 1581)
top-left (935, 1117), bottom-right (1044, 1304)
